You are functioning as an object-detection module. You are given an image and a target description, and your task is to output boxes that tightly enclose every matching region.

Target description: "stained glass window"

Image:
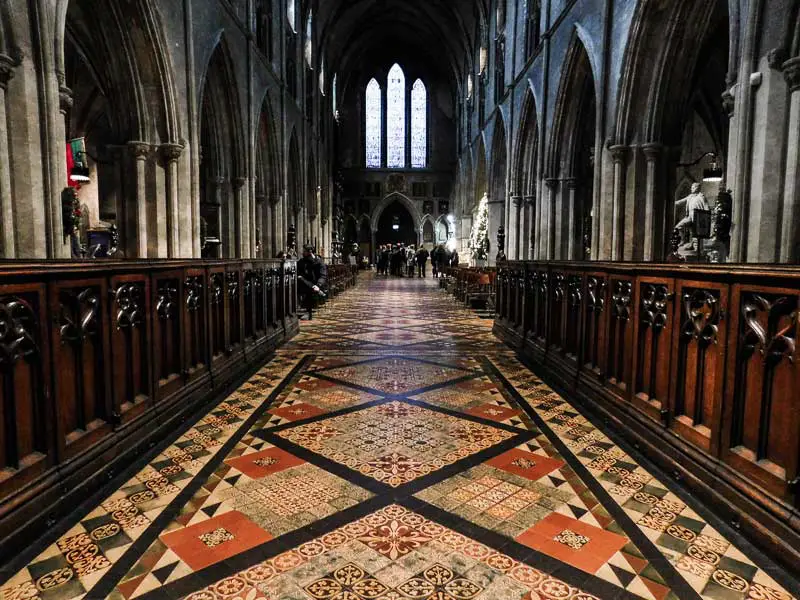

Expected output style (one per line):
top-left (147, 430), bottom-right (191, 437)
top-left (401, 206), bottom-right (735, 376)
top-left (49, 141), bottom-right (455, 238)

top-left (386, 64), bottom-right (406, 168)
top-left (365, 78), bottom-right (382, 168)
top-left (411, 79), bottom-right (427, 168)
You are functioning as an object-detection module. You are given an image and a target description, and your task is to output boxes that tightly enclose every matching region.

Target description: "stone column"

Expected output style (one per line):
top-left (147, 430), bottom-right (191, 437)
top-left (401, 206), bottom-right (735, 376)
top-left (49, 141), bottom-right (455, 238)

top-left (487, 193), bottom-right (504, 266)
top-left (160, 143), bottom-right (183, 258)
top-left (565, 178), bottom-right (578, 260)
top-left (781, 57), bottom-right (800, 262)
top-left (213, 176), bottom-right (226, 258)
top-left (233, 176), bottom-right (247, 258)
top-left (0, 55), bottom-right (16, 257)
top-left (642, 143), bottom-right (663, 261)
top-left (128, 141), bottom-right (151, 257)
top-left (509, 195), bottom-right (521, 259)
top-left (544, 178), bottom-right (559, 260)
top-left (270, 196), bottom-right (281, 255)
top-left (523, 195), bottom-right (535, 259)
top-left (609, 145), bottom-right (628, 261)
top-left (256, 194), bottom-right (266, 257)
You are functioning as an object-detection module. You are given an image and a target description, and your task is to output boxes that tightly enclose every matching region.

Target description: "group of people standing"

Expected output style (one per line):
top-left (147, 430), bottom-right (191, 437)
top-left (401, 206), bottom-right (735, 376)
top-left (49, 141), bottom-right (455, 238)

top-left (375, 243), bottom-right (459, 278)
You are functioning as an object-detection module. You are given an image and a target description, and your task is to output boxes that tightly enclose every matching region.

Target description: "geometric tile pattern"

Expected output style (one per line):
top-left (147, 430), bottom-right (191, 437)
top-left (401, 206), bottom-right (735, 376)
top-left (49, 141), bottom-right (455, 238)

top-left (2, 274), bottom-right (797, 600)
top-left (275, 401), bottom-right (516, 487)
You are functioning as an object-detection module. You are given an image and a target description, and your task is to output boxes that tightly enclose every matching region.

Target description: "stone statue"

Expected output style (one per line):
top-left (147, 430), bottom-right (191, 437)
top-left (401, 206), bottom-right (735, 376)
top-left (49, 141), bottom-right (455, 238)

top-left (675, 183), bottom-right (709, 231)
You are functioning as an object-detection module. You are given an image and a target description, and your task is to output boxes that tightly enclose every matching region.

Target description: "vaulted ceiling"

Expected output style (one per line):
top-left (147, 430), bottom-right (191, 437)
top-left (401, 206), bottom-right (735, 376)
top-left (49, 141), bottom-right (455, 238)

top-left (317, 0), bottom-right (485, 97)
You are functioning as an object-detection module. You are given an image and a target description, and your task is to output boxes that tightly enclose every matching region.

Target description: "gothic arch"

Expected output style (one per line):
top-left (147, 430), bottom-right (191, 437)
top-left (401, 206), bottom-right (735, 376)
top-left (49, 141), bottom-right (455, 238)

top-left (199, 35), bottom-right (248, 257)
top-left (60, 0), bottom-right (179, 144)
top-left (489, 113), bottom-right (507, 206)
top-left (548, 32), bottom-right (596, 260)
top-left (472, 136), bottom-right (488, 213)
top-left (371, 192), bottom-right (422, 233)
top-left (513, 89), bottom-right (539, 198)
top-left (255, 92), bottom-right (280, 255)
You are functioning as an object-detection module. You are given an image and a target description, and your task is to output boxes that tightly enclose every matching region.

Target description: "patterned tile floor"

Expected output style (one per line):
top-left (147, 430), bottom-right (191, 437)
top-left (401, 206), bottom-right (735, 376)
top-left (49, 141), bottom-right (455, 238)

top-left (2, 273), bottom-right (798, 600)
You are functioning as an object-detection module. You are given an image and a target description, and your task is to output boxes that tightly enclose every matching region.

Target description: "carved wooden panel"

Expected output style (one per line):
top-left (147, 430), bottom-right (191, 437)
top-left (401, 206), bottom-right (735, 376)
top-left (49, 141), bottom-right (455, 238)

top-left (208, 270), bottom-right (226, 359)
top-left (108, 276), bottom-right (151, 424)
top-left (266, 267), bottom-right (278, 328)
top-left (535, 270), bottom-right (548, 342)
top-left (724, 287), bottom-right (800, 499)
top-left (153, 274), bottom-right (183, 400)
top-left (582, 274), bottom-right (607, 375)
top-left (0, 286), bottom-right (50, 498)
top-left (184, 271), bottom-right (207, 380)
top-left (226, 270), bottom-right (242, 349)
top-left (564, 273), bottom-right (583, 360)
top-left (670, 283), bottom-right (727, 452)
top-left (550, 272), bottom-right (566, 351)
top-left (515, 266), bottom-right (526, 330)
top-left (51, 280), bottom-right (111, 458)
top-left (631, 278), bottom-right (674, 421)
top-left (606, 277), bottom-right (634, 395)
top-left (523, 267), bottom-right (536, 338)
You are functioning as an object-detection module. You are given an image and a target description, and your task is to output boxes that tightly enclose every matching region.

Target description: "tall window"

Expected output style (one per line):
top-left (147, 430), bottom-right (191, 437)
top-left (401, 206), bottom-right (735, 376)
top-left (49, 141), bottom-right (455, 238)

top-left (332, 73), bottom-right (338, 115)
top-left (365, 65), bottom-right (427, 168)
top-left (365, 79), bottom-right (382, 168)
top-left (386, 64), bottom-right (406, 168)
top-left (411, 79), bottom-right (427, 168)
top-left (304, 11), bottom-right (313, 67)
top-left (287, 0), bottom-right (296, 32)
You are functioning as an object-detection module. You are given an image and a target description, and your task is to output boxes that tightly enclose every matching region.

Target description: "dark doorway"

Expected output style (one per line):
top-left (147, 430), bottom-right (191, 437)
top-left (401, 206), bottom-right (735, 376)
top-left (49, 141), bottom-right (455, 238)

top-left (376, 201), bottom-right (416, 246)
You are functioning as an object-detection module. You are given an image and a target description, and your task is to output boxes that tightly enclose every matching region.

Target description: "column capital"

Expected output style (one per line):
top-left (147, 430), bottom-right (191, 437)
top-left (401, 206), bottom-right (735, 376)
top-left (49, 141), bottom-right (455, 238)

top-left (523, 195), bottom-right (535, 206)
top-left (59, 85), bottom-right (73, 113)
top-left (565, 177), bottom-right (578, 190)
top-left (721, 88), bottom-right (735, 117)
top-left (511, 195), bottom-right (522, 207)
top-left (255, 194), bottom-right (267, 204)
top-left (159, 142), bottom-right (184, 164)
top-left (233, 176), bottom-right (247, 190)
top-left (641, 142), bottom-right (663, 161)
top-left (214, 176), bottom-right (228, 186)
top-left (0, 53), bottom-right (16, 90)
top-left (783, 56), bottom-right (800, 92)
top-left (609, 144), bottom-right (628, 163)
top-left (544, 178), bottom-right (560, 191)
top-left (127, 141), bottom-right (151, 159)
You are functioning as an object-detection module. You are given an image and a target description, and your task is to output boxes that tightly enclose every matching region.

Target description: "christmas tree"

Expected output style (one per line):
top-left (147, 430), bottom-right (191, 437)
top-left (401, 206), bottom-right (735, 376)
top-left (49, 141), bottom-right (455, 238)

top-left (469, 193), bottom-right (489, 262)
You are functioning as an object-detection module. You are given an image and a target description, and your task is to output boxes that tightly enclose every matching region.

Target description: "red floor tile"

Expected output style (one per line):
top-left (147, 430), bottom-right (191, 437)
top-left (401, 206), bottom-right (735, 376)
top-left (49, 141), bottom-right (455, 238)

top-left (269, 402), bottom-right (327, 421)
top-left (466, 403), bottom-right (522, 422)
top-left (224, 447), bottom-right (305, 479)
top-left (160, 511), bottom-right (273, 572)
top-left (515, 512), bottom-right (627, 574)
top-left (486, 448), bottom-right (565, 481)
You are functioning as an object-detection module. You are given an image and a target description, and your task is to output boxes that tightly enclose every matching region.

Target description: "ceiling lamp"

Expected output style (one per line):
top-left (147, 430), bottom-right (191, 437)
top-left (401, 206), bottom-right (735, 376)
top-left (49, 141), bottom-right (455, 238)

top-left (703, 155), bottom-right (723, 183)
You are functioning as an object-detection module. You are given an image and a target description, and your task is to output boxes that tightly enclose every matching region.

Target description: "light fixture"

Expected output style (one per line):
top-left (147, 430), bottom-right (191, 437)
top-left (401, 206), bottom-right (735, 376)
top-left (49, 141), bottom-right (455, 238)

top-left (392, 215), bottom-right (400, 231)
top-left (69, 159), bottom-right (90, 183)
top-left (392, 224), bottom-right (399, 230)
top-left (677, 151), bottom-right (724, 184)
top-left (703, 156), bottom-right (723, 183)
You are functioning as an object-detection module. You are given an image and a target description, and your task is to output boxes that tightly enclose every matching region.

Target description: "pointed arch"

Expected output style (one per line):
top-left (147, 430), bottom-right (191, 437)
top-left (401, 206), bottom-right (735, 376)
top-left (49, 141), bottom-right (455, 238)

top-left (371, 192), bottom-right (423, 233)
top-left (548, 32), bottom-right (596, 260)
top-left (255, 91), bottom-right (280, 255)
top-left (473, 135), bottom-right (488, 213)
top-left (489, 113), bottom-right (507, 206)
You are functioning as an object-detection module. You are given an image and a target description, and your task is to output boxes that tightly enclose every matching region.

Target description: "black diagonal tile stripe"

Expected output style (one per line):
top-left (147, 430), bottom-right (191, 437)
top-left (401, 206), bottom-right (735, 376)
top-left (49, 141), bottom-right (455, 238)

top-left (262, 413), bottom-right (532, 497)
top-left (308, 353), bottom-right (480, 375)
top-left (402, 496), bottom-right (644, 600)
top-left (309, 369), bottom-right (478, 398)
top-left (133, 495), bottom-right (390, 600)
top-left (86, 355), bottom-right (314, 599)
top-left (509, 354), bottom-right (800, 600)
top-left (482, 357), bottom-right (704, 600)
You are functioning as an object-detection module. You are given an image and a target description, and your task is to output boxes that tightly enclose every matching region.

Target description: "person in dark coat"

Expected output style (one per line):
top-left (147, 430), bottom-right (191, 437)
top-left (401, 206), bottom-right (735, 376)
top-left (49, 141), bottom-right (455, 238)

top-left (416, 246), bottom-right (429, 278)
top-left (297, 245), bottom-right (328, 319)
top-left (450, 249), bottom-right (460, 268)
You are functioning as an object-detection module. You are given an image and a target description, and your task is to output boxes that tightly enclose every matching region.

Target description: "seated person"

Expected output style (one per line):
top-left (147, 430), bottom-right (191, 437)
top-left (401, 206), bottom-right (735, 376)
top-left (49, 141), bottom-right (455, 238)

top-left (297, 245), bottom-right (328, 319)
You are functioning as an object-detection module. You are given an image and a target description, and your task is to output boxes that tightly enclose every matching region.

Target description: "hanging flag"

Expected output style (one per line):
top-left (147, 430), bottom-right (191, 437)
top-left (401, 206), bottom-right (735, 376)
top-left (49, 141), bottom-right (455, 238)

top-left (66, 137), bottom-right (89, 187)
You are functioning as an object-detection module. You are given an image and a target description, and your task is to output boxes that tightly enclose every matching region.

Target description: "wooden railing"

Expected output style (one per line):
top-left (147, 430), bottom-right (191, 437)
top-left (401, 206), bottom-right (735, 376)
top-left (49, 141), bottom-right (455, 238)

top-left (493, 260), bottom-right (800, 571)
top-left (326, 264), bottom-right (359, 297)
top-left (0, 259), bottom-right (298, 560)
